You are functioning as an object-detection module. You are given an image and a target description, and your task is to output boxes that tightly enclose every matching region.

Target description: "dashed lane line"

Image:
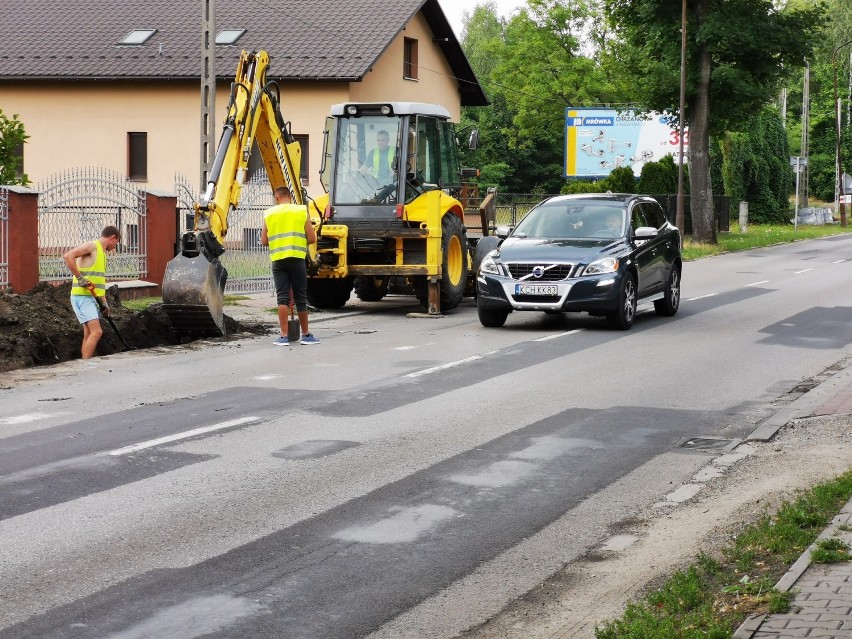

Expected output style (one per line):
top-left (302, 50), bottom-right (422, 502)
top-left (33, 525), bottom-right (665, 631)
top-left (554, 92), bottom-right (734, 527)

top-left (103, 416), bottom-right (261, 456)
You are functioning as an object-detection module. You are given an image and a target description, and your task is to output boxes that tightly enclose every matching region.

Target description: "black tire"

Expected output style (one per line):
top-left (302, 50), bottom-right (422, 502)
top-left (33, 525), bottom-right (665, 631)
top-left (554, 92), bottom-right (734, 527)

top-left (654, 265), bottom-right (681, 317)
top-left (414, 214), bottom-right (469, 311)
top-left (477, 302), bottom-right (508, 327)
top-left (353, 275), bottom-right (390, 302)
top-left (307, 277), bottom-right (353, 309)
top-left (606, 273), bottom-right (637, 330)
top-left (472, 235), bottom-right (500, 276)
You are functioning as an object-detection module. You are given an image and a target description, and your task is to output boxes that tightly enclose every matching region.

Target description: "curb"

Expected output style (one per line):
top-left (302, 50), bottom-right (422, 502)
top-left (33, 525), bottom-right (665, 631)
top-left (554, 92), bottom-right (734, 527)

top-left (732, 497), bottom-right (852, 638)
top-left (747, 366), bottom-right (852, 442)
top-left (732, 363), bottom-right (852, 638)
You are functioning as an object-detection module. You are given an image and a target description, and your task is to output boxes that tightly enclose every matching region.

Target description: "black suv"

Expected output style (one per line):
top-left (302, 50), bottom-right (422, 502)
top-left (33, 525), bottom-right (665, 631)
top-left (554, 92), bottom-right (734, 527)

top-left (475, 193), bottom-right (682, 329)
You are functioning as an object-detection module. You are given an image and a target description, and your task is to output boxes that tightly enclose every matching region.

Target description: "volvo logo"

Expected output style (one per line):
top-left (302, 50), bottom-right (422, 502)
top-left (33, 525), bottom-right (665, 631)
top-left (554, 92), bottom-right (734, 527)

top-left (532, 265), bottom-right (545, 279)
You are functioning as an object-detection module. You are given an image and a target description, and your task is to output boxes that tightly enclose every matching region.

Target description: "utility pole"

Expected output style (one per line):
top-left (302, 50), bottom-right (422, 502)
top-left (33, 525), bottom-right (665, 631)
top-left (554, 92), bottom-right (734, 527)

top-left (675, 0), bottom-right (687, 234)
top-left (201, 0), bottom-right (216, 189)
top-left (801, 61), bottom-right (810, 208)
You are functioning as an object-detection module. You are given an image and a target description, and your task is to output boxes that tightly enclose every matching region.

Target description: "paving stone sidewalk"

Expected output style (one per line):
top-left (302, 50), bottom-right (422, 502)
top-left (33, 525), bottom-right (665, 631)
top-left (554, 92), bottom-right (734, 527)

top-left (736, 366), bottom-right (852, 639)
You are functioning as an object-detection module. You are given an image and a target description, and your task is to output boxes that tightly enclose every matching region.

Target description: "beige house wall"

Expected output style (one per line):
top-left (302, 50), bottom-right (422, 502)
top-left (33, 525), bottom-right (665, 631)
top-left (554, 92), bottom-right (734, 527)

top-left (350, 12), bottom-right (461, 122)
top-left (1, 10), bottom-right (463, 198)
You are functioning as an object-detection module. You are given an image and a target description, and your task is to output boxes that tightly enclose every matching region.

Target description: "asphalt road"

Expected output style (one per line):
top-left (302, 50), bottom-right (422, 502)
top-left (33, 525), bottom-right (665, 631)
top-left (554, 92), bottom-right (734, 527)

top-left (1, 234), bottom-right (851, 638)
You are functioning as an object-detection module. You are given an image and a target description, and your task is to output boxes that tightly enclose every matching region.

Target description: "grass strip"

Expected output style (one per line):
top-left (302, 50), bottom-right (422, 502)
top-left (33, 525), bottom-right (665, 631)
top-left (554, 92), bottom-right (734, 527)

top-left (682, 223), bottom-right (852, 261)
top-left (595, 469), bottom-right (852, 639)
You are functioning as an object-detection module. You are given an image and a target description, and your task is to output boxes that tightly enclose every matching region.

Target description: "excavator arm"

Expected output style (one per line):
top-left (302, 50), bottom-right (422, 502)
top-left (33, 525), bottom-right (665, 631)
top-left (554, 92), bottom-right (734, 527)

top-left (163, 50), bottom-right (305, 336)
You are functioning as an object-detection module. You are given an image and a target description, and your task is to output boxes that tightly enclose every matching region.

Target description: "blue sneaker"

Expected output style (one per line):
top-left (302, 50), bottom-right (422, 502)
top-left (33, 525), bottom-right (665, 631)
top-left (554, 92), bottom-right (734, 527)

top-left (273, 335), bottom-right (289, 346)
top-left (300, 333), bottom-right (320, 345)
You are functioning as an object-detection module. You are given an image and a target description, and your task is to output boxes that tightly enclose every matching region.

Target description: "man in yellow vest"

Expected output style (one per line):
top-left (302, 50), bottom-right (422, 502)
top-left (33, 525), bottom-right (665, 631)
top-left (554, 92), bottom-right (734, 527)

top-left (261, 187), bottom-right (318, 345)
top-left (62, 225), bottom-right (121, 359)
top-left (361, 129), bottom-right (396, 183)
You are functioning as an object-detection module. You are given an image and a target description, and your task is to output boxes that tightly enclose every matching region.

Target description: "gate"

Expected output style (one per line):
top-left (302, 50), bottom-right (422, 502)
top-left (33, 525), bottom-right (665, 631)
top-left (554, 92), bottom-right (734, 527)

top-left (175, 172), bottom-right (273, 294)
top-left (37, 167), bottom-right (147, 281)
top-left (0, 188), bottom-right (8, 289)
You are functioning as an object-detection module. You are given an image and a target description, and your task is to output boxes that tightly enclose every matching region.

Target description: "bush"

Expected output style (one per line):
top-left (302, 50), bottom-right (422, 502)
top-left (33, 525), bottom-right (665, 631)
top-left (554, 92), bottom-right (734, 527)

top-left (638, 155), bottom-right (678, 194)
top-left (600, 166), bottom-right (637, 193)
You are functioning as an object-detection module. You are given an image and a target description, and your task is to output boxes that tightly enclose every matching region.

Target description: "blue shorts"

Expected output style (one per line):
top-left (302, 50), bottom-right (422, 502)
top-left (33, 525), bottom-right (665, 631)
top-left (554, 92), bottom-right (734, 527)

top-left (71, 294), bottom-right (100, 324)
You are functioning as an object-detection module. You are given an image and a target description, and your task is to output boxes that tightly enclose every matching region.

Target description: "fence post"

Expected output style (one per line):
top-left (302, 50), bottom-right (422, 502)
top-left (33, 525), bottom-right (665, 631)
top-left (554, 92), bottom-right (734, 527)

top-left (145, 190), bottom-right (178, 296)
top-left (739, 201), bottom-right (748, 233)
top-left (7, 186), bottom-right (40, 293)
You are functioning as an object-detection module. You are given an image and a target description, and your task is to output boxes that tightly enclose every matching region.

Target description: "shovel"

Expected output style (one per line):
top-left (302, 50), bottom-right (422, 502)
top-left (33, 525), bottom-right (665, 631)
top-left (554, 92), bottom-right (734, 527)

top-left (87, 287), bottom-right (135, 351)
top-left (287, 288), bottom-right (301, 343)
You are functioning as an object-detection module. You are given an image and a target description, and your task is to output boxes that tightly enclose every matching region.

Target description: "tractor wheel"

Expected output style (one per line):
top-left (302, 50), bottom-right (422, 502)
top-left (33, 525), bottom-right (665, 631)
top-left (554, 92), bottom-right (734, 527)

top-left (307, 277), bottom-right (353, 309)
top-left (414, 214), bottom-right (469, 312)
top-left (353, 276), bottom-right (390, 302)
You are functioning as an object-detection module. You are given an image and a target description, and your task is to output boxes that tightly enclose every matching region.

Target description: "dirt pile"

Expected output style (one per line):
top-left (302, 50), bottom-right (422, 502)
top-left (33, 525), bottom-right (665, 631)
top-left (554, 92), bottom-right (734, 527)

top-left (0, 282), bottom-right (266, 373)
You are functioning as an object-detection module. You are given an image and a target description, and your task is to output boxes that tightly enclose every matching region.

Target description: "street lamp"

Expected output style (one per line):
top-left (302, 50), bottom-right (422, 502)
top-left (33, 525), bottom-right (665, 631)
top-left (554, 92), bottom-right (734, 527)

top-left (832, 39), bottom-right (852, 228)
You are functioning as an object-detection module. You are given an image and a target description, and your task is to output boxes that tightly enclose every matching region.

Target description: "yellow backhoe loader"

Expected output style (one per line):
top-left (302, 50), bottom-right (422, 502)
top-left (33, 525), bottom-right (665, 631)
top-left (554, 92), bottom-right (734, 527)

top-left (162, 50), bottom-right (308, 336)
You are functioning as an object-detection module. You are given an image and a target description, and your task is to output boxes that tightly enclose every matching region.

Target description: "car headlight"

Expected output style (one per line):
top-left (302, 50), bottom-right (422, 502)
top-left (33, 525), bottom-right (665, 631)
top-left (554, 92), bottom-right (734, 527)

top-left (583, 257), bottom-right (619, 275)
top-left (480, 253), bottom-right (501, 275)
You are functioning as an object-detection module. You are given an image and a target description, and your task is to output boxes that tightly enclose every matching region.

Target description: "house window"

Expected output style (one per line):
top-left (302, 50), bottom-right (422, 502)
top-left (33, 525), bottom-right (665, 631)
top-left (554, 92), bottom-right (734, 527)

top-left (403, 38), bottom-right (418, 80)
top-left (293, 134), bottom-right (309, 185)
top-left (128, 132), bottom-right (147, 181)
top-left (215, 29), bottom-right (245, 45)
top-left (246, 135), bottom-right (309, 185)
top-left (119, 29), bottom-right (157, 45)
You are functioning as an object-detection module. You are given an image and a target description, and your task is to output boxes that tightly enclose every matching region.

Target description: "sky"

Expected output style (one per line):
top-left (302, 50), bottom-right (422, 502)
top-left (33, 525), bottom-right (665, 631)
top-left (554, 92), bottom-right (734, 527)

top-left (438, 0), bottom-right (527, 38)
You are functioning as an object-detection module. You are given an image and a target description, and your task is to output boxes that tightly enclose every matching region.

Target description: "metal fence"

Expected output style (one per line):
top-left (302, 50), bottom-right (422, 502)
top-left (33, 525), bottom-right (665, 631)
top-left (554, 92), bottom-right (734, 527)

top-left (37, 167), bottom-right (148, 281)
top-left (494, 192), bottom-right (732, 233)
top-left (0, 188), bottom-right (8, 289)
top-left (175, 172), bottom-right (273, 295)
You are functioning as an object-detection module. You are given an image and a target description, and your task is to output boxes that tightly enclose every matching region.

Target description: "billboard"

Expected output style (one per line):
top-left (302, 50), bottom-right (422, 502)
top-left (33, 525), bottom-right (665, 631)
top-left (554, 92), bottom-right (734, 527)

top-left (564, 108), bottom-right (688, 179)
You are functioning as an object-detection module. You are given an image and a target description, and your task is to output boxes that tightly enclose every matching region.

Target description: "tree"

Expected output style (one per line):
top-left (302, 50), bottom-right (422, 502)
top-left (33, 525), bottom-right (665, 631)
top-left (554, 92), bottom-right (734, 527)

top-left (0, 109), bottom-right (29, 186)
top-left (606, 0), bottom-right (823, 241)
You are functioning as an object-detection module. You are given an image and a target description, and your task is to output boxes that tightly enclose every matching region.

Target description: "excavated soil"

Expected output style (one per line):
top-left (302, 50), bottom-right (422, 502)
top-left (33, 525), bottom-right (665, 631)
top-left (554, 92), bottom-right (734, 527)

top-left (0, 282), bottom-right (267, 374)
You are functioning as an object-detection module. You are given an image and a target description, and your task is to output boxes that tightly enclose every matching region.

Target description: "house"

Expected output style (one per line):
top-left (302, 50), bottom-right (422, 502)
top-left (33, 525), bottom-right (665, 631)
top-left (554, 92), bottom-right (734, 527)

top-left (0, 0), bottom-right (487, 196)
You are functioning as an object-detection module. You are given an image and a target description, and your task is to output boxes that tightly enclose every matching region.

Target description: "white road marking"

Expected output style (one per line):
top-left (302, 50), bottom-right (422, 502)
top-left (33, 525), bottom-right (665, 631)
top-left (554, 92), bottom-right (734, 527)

top-left (534, 329), bottom-right (582, 342)
top-left (687, 293), bottom-right (717, 301)
top-left (394, 346), bottom-right (416, 351)
top-left (405, 355), bottom-right (483, 378)
top-left (794, 268), bottom-right (813, 274)
top-left (252, 374), bottom-right (283, 381)
top-left (104, 416), bottom-right (260, 456)
top-left (832, 259), bottom-right (847, 264)
top-left (0, 413), bottom-right (61, 425)
top-left (745, 280), bottom-right (770, 287)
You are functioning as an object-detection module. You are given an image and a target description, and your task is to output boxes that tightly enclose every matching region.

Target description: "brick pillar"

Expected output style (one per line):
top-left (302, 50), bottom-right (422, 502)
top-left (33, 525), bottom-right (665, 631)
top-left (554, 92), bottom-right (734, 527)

top-left (144, 190), bottom-right (178, 296)
top-left (6, 186), bottom-right (39, 293)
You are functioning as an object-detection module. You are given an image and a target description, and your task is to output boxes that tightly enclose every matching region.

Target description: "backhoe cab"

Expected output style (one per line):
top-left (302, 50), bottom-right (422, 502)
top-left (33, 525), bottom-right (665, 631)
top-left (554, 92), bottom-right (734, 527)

top-left (309, 102), bottom-right (490, 313)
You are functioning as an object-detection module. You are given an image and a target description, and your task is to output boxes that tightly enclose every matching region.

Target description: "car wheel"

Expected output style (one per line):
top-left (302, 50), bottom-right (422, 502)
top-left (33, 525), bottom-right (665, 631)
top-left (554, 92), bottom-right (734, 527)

top-left (606, 273), bottom-right (636, 330)
top-left (477, 302), bottom-right (508, 327)
top-left (654, 265), bottom-right (681, 317)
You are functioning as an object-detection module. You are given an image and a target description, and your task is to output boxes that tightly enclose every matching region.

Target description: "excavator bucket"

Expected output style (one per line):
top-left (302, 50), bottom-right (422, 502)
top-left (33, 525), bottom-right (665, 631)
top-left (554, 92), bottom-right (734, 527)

top-left (162, 254), bottom-right (227, 337)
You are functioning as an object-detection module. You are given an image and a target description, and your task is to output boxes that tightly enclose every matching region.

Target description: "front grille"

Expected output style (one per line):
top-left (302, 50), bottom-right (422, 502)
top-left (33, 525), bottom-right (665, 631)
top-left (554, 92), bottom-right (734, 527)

top-left (507, 263), bottom-right (574, 281)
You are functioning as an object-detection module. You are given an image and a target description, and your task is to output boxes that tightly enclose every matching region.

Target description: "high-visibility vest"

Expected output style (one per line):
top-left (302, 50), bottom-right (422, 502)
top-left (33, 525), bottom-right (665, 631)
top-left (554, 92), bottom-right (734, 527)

top-left (372, 147), bottom-right (396, 178)
top-left (70, 239), bottom-right (106, 296)
top-left (264, 203), bottom-right (308, 261)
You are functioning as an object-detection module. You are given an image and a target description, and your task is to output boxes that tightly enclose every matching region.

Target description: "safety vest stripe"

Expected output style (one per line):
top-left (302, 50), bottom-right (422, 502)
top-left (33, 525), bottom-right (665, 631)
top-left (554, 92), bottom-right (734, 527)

top-left (269, 245), bottom-right (308, 256)
top-left (269, 232), bottom-right (306, 241)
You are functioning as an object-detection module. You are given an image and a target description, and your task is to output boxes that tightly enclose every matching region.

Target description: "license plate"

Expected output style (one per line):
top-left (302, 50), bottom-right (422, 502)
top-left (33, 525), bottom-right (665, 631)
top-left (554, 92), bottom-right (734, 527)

top-left (515, 284), bottom-right (558, 296)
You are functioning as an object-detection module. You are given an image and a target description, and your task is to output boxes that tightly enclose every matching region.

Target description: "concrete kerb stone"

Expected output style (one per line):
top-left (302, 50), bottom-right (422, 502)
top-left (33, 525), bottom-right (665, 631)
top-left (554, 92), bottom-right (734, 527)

top-left (747, 366), bottom-right (852, 442)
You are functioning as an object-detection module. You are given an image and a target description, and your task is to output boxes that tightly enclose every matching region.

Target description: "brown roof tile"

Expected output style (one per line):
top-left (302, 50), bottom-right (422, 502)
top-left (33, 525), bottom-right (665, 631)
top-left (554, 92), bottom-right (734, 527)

top-left (0, 0), bottom-right (487, 104)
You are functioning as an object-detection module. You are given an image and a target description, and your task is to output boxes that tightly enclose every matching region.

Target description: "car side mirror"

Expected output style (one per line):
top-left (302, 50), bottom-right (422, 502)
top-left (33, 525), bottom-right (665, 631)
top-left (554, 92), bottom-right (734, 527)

top-left (496, 225), bottom-right (511, 239)
top-left (634, 226), bottom-right (658, 239)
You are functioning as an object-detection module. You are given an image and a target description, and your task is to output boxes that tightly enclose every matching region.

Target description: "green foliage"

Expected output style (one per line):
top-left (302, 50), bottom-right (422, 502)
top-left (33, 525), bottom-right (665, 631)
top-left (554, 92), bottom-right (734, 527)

top-left (599, 166), bottom-right (636, 193)
top-left (637, 155), bottom-right (678, 194)
top-left (720, 108), bottom-right (792, 224)
top-left (561, 180), bottom-right (606, 194)
top-left (811, 538), bottom-right (850, 563)
top-left (0, 109), bottom-right (29, 186)
top-left (806, 153), bottom-right (836, 202)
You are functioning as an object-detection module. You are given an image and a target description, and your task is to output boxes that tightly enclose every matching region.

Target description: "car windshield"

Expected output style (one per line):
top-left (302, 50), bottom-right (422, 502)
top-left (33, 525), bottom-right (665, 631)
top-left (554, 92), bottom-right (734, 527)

top-left (513, 200), bottom-right (627, 240)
